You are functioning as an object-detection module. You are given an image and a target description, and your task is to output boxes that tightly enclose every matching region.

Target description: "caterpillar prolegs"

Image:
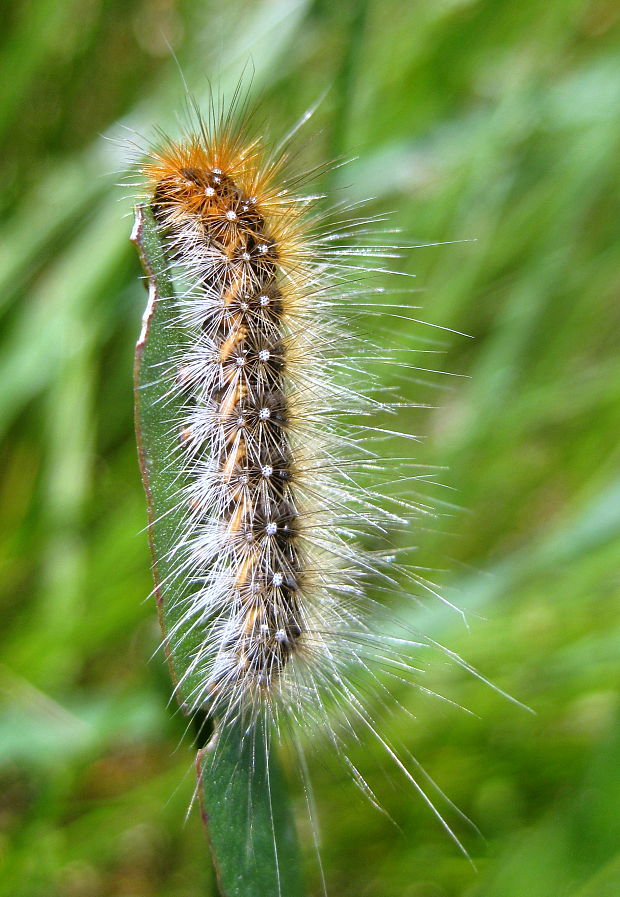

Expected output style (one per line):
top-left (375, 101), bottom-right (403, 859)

top-left (133, 95), bottom-right (476, 889)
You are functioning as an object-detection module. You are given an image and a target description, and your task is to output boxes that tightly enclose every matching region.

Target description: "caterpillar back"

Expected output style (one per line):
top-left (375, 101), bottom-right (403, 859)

top-left (144, 133), bottom-right (311, 714)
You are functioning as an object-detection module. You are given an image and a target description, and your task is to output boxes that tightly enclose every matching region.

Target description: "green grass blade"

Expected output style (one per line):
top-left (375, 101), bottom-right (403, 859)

top-left (569, 854), bottom-right (620, 897)
top-left (198, 718), bottom-right (304, 897)
top-left (132, 204), bottom-right (304, 897)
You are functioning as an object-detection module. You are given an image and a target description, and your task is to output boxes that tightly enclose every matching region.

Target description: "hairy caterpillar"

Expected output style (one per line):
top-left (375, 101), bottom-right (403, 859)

top-left (132, 91), bottom-right (479, 891)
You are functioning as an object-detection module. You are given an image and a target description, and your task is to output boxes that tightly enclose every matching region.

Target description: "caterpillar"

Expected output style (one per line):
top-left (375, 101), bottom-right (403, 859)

top-left (133, 92), bottom-right (478, 890)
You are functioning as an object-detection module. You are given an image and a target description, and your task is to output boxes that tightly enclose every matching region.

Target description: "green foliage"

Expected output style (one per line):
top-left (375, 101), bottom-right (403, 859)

top-left (132, 204), bottom-right (203, 703)
top-left (1, 1), bottom-right (619, 895)
top-left (199, 720), bottom-right (303, 897)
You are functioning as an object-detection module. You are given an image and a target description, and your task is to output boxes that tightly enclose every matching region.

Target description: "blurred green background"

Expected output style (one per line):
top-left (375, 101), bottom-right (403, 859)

top-left (1, 0), bottom-right (619, 895)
